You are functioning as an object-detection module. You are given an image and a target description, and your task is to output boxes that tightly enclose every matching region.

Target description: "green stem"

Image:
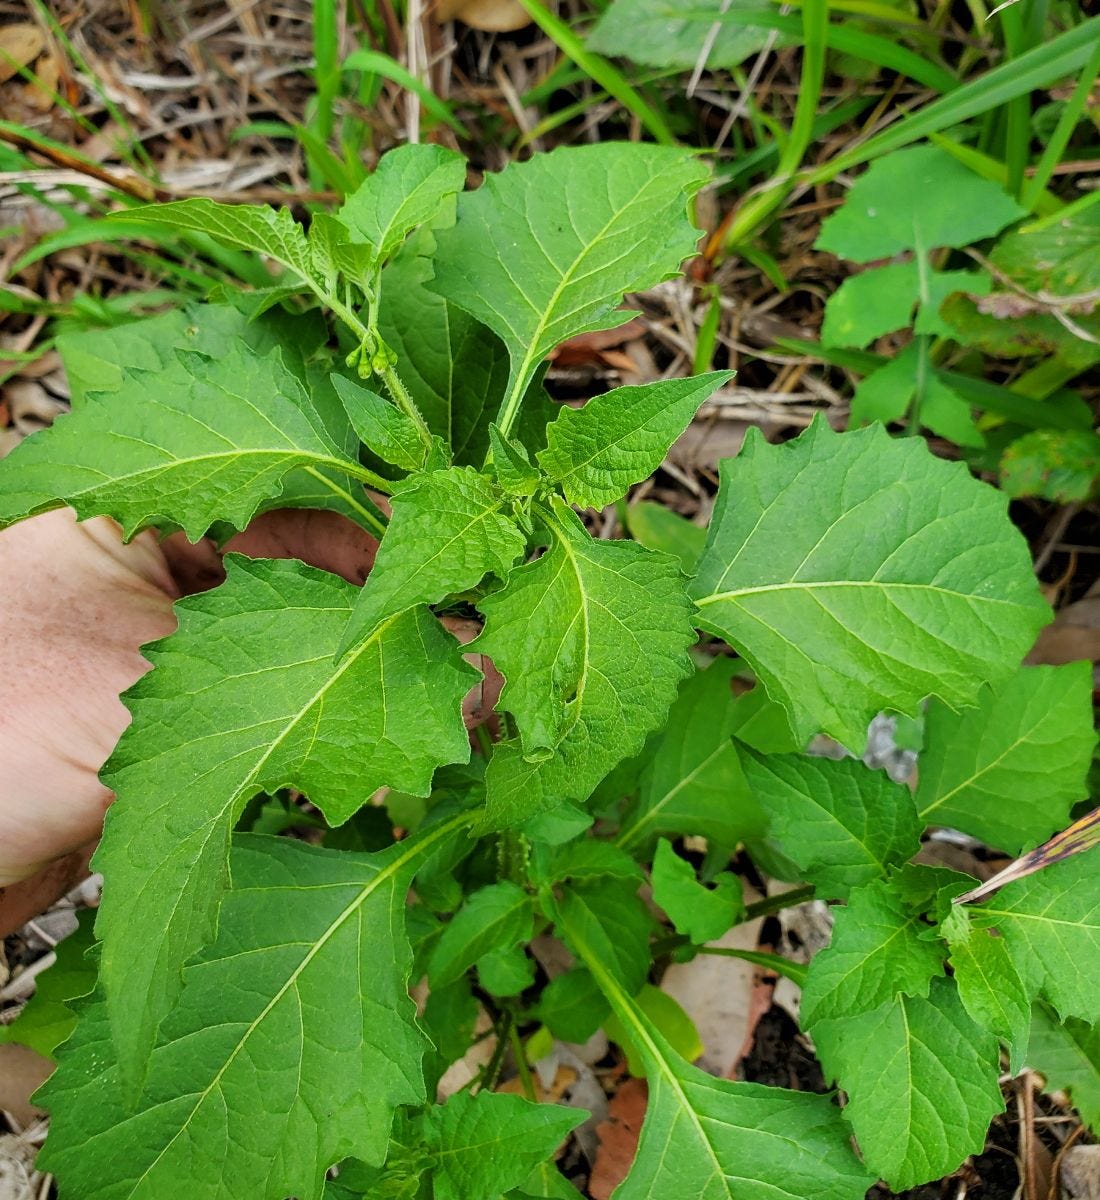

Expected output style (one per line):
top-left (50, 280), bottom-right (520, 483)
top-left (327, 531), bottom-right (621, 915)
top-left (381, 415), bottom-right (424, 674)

top-left (907, 232), bottom-right (933, 437)
top-left (651, 937), bottom-right (808, 986)
top-left (743, 884), bottom-right (816, 920)
top-left (509, 1021), bottom-right (539, 1102)
top-left (476, 1009), bottom-right (515, 1094)
top-left (378, 360), bottom-right (433, 449)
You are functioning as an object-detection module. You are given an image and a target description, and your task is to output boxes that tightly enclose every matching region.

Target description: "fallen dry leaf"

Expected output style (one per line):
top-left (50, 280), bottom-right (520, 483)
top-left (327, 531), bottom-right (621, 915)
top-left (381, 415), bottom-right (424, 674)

top-left (1028, 580), bottom-right (1100, 670)
top-left (589, 1077), bottom-right (648, 1200)
top-left (550, 317), bottom-right (648, 368)
top-left (434, 0), bottom-right (531, 32)
top-left (0, 1044), bottom-right (50, 1126)
top-left (0, 24), bottom-right (45, 85)
top-left (659, 884), bottom-right (763, 1078)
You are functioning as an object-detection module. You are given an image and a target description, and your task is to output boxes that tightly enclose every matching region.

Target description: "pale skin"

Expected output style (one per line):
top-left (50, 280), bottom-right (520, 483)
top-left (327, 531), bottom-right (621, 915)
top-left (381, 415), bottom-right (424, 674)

top-left (0, 507), bottom-right (499, 937)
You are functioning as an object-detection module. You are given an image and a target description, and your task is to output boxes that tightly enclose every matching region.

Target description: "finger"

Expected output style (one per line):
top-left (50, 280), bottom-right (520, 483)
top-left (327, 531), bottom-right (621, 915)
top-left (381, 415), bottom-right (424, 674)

top-left (223, 510), bottom-right (380, 586)
top-left (442, 616), bottom-right (504, 732)
top-left (0, 843), bottom-right (95, 940)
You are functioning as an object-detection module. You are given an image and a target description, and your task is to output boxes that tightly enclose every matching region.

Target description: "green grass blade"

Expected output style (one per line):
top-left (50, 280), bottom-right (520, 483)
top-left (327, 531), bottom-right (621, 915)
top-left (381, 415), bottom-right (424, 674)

top-left (341, 49), bottom-right (466, 136)
top-left (719, 0), bottom-right (828, 248)
top-left (1023, 36), bottom-right (1100, 208)
top-left (515, 0), bottom-right (677, 145)
top-left (808, 16), bottom-right (1100, 181)
top-left (676, 7), bottom-right (956, 92)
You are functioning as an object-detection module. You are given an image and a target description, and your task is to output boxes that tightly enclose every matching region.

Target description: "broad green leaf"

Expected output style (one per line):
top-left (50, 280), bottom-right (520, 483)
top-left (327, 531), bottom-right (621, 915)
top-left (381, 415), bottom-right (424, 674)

top-left (822, 262), bottom-right (920, 349)
top-left (588, 0), bottom-right (774, 70)
top-left (521, 803), bottom-right (594, 845)
top-left (689, 419), bottom-right (1049, 752)
top-left (342, 466), bottom-right (527, 647)
top-left (57, 301), bottom-right (325, 405)
top-left (95, 557), bottom-right (477, 1094)
top-left (587, 0), bottom-right (957, 92)
top-left (53, 303), bottom-right (369, 525)
top-left (429, 144), bottom-right (709, 428)
top-left (822, 264), bottom-right (992, 348)
top-left (40, 829), bottom-right (465, 1199)
top-left (409, 1092), bottom-right (584, 1200)
top-left (625, 500), bottom-right (707, 573)
top-left (800, 879), bottom-right (945, 1026)
top-left (813, 979), bottom-right (1003, 1190)
top-left (850, 345), bottom-right (985, 447)
top-left (557, 900), bottom-right (873, 1200)
top-left (0, 910), bottom-right (96, 1059)
top-left (604, 983), bottom-right (703, 1077)
top-left (1000, 429), bottom-right (1100, 503)
top-left (427, 881), bottom-right (534, 988)
top-left (307, 212), bottom-right (375, 287)
top-left (941, 906), bottom-right (1030, 1069)
top-left (475, 502), bottom-right (696, 820)
top-left (917, 663), bottom-right (1096, 854)
top-left (941, 288), bottom-right (1100, 369)
top-left (848, 344), bottom-right (918, 428)
top-left (0, 343), bottom-right (376, 540)
top-left (513, 1162), bottom-right (582, 1199)
top-left (1000, 202), bottom-right (1100, 296)
top-left (739, 750), bottom-right (922, 900)
top-left (727, 685), bottom-right (802, 754)
top-left (420, 978), bottom-right (479, 1072)
top-left (479, 943), bottom-right (536, 997)
top-left (912, 268), bottom-right (992, 337)
top-left (377, 251), bottom-right (513, 465)
top-left (651, 839), bottom-right (743, 944)
top-left (536, 969), bottom-right (610, 1043)
top-left (538, 372), bottom-right (732, 509)
top-left (1027, 1003), bottom-right (1100, 1132)
top-left (116, 196), bottom-right (315, 278)
top-left (816, 145), bottom-right (1025, 262)
top-left (530, 838), bottom-right (643, 887)
top-left (977, 852), bottom-right (1100, 1024)
top-left (332, 374), bottom-right (427, 471)
top-left (489, 423), bottom-right (541, 496)
top-left (337, 144), bottom-right (466, 263)
top-left (618, 660), bottom-right (764, 855)
top-left (554, 878), bottom-right (654, 996)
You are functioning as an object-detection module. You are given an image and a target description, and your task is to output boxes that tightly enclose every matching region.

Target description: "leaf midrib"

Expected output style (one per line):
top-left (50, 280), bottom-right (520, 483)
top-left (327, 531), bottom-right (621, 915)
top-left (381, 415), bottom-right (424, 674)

top-left (697, 579), bottom-right (1027, 607)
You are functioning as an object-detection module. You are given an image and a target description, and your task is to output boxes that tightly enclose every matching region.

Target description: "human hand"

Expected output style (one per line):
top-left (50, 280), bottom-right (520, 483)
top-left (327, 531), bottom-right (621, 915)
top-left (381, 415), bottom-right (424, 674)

top-left (0, 508), bottom-right (496, 936)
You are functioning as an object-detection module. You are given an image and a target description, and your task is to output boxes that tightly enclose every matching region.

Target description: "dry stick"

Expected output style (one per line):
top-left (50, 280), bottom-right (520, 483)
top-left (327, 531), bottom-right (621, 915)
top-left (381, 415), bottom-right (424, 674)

top-left (0, 127), bottom-right (338, 205)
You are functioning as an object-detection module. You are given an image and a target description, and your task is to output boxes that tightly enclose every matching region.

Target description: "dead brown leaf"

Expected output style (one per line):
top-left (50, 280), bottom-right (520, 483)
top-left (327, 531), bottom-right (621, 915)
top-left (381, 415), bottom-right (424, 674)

top-left (1028, 581), bottom-right (1100, 668)
top-left (0, 1043), bottom-right (50, 1126)
top-left (590, 1077), bottom-right (647, 1200)
top-left (434, 0), bottom-right (531, 32)
top-left (0, 25), bottom-right (45, 85)
top-left (550, 318), bottom-right (648, 368)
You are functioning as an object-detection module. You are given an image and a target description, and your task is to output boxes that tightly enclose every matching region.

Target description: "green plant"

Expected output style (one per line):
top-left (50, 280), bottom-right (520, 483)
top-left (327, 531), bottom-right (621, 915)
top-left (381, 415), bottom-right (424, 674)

top-left (1, 141), bottom-right (1097, 1199)
top-left (585, 0), bottom-right (1100, 250)
top-left (807, 145), bottom-right (1099, 497)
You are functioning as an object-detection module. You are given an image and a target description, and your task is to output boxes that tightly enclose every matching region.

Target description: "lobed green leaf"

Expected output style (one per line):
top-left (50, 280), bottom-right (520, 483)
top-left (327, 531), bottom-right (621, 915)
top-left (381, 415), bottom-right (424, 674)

top-left (739, 750), bottom-right (922, 900)
top-left (689, 418), bottom-right (1049, 751)
top-left (42, 830), bottom-right (465, 1199)
top-left (0, 344), bottom-right (374, 541)
top-left (94, 557), bottom-right (477, 1095)
top-left (539, 372), bottom-right (732, 509)
top-left (917, 662), bottom-right (1096, 855)
top-left (813, 979), bottom-right (1003, 1190)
